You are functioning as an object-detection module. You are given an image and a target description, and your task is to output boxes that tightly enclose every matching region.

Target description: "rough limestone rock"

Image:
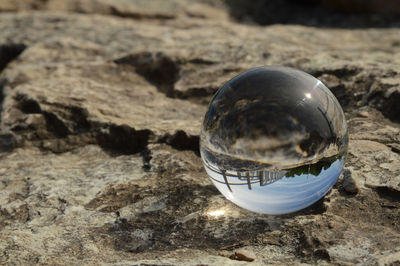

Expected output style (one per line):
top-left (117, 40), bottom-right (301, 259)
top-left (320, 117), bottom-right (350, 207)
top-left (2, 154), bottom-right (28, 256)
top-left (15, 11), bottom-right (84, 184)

top-left (0, 1), bottom-right (399, 265)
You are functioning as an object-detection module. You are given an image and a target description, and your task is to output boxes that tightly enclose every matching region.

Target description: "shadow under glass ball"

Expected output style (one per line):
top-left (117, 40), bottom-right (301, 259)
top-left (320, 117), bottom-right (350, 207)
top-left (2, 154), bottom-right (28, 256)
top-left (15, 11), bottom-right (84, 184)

top-left (200, 66), bottom-right (348, 215)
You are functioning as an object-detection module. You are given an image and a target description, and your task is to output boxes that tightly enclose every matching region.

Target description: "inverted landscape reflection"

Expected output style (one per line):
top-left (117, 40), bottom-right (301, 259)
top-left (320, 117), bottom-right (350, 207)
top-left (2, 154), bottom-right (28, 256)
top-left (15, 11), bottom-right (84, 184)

top-left (204, 157), bottom-right (344, 215)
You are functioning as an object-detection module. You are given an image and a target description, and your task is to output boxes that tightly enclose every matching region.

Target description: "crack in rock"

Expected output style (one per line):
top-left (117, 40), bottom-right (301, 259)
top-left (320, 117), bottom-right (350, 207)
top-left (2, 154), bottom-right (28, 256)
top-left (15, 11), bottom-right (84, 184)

top-left (0, 43), bottom-right (26, 73)
top-left (114, 52), bottom-right (180, 97)
top-left (0, 78), bottom-right (6, 124)
top-left (15, 93), bottom-right (41, 114)
top-left (368, 87), bottom-right (400, 123)
top-left (109, 6), bottom-right (175, 20)
top-left (97, 124), bottom-right (152, 155)
top-left (0, 44), bottom-right (26, 125)
top-left (366, 185), bottom-right (400, 202)
top-left (157, 130), bottom-right (199, 155)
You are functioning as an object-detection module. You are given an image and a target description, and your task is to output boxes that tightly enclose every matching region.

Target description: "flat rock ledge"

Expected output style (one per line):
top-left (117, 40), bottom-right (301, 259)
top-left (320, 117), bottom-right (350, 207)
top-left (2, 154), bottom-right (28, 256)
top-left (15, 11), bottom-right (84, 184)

top-left (0, 1), bottom-right (399, 265)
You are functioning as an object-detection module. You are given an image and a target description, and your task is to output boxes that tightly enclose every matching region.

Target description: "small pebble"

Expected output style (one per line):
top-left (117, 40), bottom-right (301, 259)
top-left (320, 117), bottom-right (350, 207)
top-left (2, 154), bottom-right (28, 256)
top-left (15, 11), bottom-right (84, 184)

top-left (357, 111), bottom-right (369, 118)
top-left (232, 249), bottom-right (256, 262)
top-left (342, 169), bottom-right (359, 194)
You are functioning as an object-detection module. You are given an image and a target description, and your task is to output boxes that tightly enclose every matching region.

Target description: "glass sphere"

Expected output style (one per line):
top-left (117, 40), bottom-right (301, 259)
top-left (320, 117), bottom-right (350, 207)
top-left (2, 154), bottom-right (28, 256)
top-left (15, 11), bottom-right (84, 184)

top-left (200, 66), bottom-right (348, 215)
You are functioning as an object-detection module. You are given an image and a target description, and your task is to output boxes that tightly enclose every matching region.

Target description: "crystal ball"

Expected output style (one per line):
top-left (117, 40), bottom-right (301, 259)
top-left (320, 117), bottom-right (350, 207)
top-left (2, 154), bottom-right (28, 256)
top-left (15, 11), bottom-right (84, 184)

top-left (200, 66), bottom-right (348, 215)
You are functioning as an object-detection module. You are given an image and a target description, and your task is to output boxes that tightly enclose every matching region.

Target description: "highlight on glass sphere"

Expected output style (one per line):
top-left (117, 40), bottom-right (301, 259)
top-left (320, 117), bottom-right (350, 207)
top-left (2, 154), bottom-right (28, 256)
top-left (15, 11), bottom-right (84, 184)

top-left (200, 66), bottom-right (348, 215)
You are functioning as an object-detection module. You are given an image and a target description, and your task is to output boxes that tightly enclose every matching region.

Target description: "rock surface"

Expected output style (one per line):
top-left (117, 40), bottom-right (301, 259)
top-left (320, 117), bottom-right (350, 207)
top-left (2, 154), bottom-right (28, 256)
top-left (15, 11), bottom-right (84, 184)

top-left (0, 1), bottom-right (399, 265)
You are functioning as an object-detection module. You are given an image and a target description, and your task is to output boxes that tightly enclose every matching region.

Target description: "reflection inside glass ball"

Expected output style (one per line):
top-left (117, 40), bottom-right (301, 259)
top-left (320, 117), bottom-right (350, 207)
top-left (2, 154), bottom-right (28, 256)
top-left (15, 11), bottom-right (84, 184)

top-left (200, 66), bottom-right (348, 215)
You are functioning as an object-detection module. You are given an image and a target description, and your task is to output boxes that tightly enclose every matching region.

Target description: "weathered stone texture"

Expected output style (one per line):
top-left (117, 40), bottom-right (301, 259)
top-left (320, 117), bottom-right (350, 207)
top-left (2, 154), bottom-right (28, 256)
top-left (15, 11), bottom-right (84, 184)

top-left (0, 1), bottom-right (399, 265)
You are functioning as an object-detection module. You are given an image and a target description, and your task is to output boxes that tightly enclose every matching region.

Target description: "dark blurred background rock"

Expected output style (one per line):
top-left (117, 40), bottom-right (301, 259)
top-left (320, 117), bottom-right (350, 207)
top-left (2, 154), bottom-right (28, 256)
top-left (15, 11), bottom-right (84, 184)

top-left (0, 0), bottom-right (399, 265)
top-left (226, 0), bottom-right (400, 27)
